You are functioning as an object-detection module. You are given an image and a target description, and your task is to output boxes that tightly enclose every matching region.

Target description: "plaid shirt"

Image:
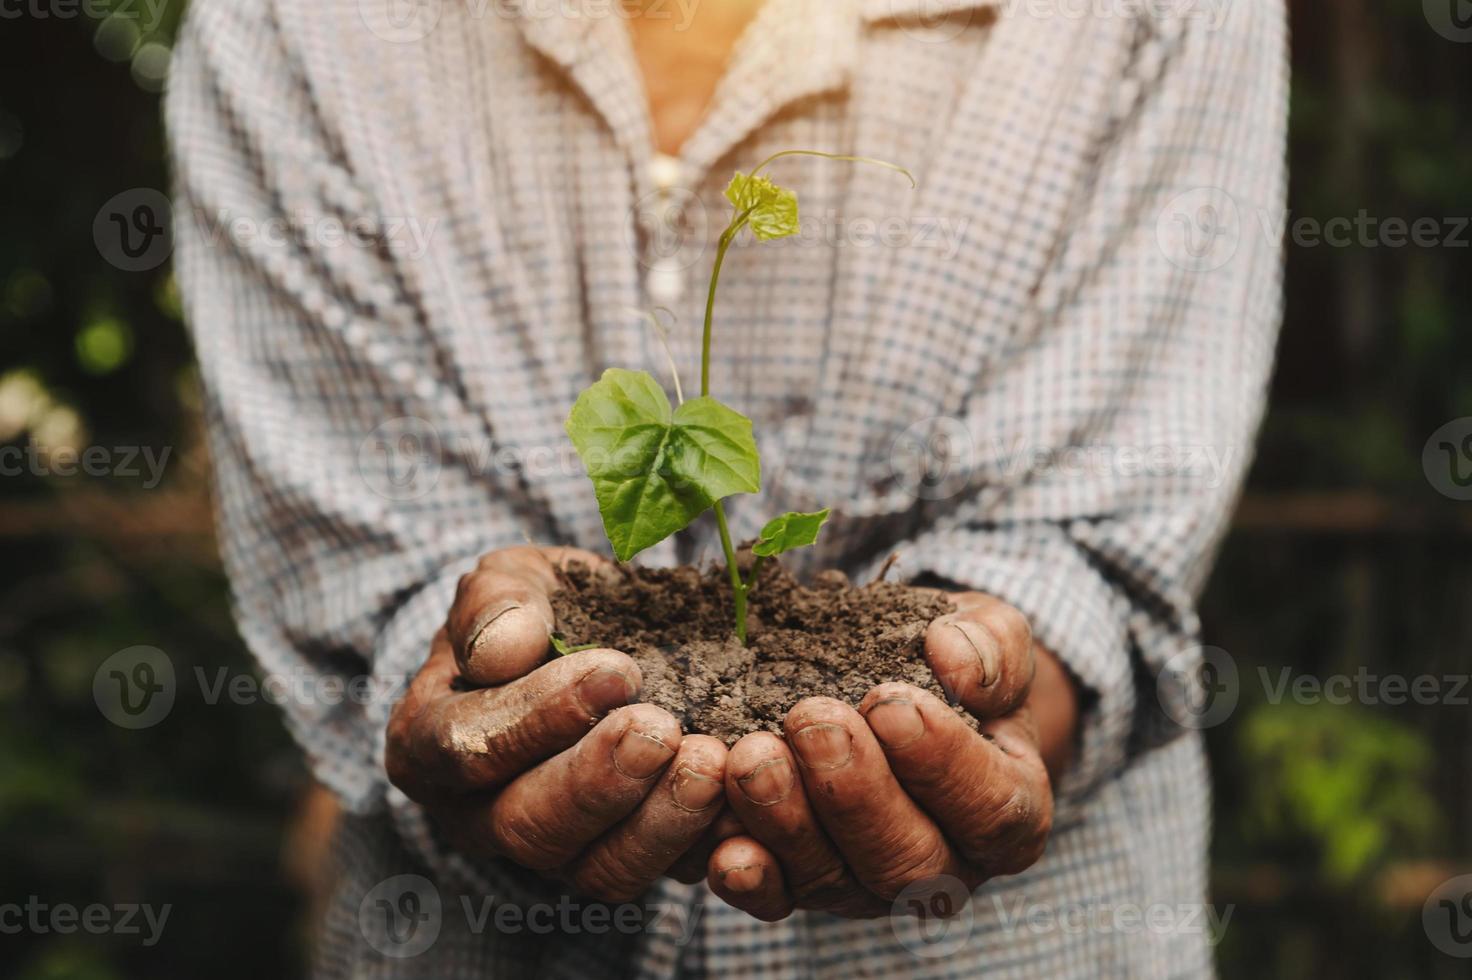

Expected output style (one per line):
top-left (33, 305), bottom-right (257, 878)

top-left (168, 0), bottom-right (1286, 975)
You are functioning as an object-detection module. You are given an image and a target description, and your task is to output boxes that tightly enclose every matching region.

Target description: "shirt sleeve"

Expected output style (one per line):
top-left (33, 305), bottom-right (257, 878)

top-left (878, 4), bottom-right (1288, 813)
top-left (166, 1), bottom-right (519, 815)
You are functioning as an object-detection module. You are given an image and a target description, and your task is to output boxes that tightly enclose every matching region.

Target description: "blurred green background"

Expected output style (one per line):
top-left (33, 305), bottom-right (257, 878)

top-left (1, 2), bottom-right (1470, 977)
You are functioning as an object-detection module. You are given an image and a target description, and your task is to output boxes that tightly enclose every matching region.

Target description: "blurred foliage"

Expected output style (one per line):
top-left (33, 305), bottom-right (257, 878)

top-left (1, 1), bottom-right (1470, 978)
top-left (1240, 703), bottom-right (1437, 884)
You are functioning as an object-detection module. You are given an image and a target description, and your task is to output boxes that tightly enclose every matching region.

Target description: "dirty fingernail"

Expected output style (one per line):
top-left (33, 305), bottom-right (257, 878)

top-left (576, 667), bottom-right (638, 718)
top-left (737, 757), bottom-right (794, 806)
top-left (719, 864), bottom-right (764, 893)
top-left (865, 697), bottom-right (925, 748)
top-left (792, 723), bottom-right (852, 770)
top-left (671, 766), bottom-right (723, 811)
top-left (613, 729), bottom-right (676, 779)
top-left (469, 602), bottom-right (527, 657)
top-left (950, 621), bottom-right (1001, 689)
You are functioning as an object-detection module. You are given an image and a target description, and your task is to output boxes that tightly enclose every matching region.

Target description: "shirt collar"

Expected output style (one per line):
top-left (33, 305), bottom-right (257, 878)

top-left (861, 0), bottom-right (1002, 22)
top-left (509, 0), bottom-right (1003, 184)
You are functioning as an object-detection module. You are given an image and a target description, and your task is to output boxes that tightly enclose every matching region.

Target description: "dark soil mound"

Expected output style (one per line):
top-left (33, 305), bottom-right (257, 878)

top-left (550, 560), bottom-right (955, 741)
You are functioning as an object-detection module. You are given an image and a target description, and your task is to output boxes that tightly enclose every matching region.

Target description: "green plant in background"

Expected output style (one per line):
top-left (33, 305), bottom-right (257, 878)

top-left (1238, 701), bottom-right (1439, 883)
top-left (565, 151), bottom-right (913, 642)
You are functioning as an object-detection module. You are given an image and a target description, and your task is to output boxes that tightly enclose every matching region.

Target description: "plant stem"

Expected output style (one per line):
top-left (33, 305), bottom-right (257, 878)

top-left (701, 220), bottom-right (743, 398)
top-left (745, 555), bottom-right (766, 594)
top-left (712, 499), bottom-right (748, 643)
top-left (703, 213), bottom-right (754, 641)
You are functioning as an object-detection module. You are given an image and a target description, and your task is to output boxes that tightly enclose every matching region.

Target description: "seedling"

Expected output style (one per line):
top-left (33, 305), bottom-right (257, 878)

top-left (566, 150), bottom-right (914, 643)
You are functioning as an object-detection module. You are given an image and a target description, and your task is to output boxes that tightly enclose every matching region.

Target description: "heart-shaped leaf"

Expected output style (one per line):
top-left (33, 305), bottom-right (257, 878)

top-left (566, 368), bottom-right (760, 560)
top-left (751, 508), bottom-right (831, 557)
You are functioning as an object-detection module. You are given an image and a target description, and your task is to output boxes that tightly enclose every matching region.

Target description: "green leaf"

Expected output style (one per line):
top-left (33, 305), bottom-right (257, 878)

top-left (565, 368), bottom-right (760, 561)
top-left (724, 172), bottom-right (799, 240)
top-left (550, 633), bottom-right (598, 656)
top-left (751, 508), bottom-right (831, 557)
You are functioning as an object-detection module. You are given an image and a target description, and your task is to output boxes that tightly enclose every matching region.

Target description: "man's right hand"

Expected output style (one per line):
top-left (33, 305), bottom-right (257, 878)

top-left (385, 546), bottom-right (729, 902)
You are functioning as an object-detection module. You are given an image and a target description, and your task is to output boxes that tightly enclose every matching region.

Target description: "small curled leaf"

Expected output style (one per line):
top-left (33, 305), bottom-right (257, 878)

top-left (724, 172), bottom-right (799, 240)
top-left (752, 508), bottom-right (831, 558)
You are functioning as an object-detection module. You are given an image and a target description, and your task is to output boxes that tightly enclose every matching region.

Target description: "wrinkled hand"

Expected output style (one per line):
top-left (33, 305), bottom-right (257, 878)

top-left (385, 546), bottom-right (729, 902)
top-left (706, 592), bottom-right (1069, 920)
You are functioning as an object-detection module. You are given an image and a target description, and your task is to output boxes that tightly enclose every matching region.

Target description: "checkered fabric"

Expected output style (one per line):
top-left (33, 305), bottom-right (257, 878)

top-left (168, 0), bottom-right (1287, 975)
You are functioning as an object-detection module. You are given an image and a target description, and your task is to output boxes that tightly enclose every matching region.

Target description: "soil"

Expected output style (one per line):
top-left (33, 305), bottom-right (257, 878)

top-left (549, 558), bottom-right (958, 742)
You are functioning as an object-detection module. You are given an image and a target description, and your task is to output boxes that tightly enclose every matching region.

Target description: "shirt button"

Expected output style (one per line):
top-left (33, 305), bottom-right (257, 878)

top-left (646, 154), bottom-right (689, 304)
top-left (647, 256), bottom-right (684, 305)
top-left (650, 153), bottom-right (684, 192)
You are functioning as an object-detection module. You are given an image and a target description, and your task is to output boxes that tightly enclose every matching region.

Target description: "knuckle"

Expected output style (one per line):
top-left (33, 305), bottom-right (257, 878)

top-left (571, 849), bottom-right (649, 903)
top-left (384, 745), bottom-right (419, 798)
top-left (789, 863), bottom-right (851, 906)
top-left (982, 603), bottom-right (1032, 656)
top-left (454, 571), bottom-right (475, 603)
top-left (865, 839), bottom-right (952, 900)
top-left (490, 806), bottom-right (558, 870)
top-left (566, 743), bottom-right (628, 820)
top-left (963, 785), bottom-right (1050, 868)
